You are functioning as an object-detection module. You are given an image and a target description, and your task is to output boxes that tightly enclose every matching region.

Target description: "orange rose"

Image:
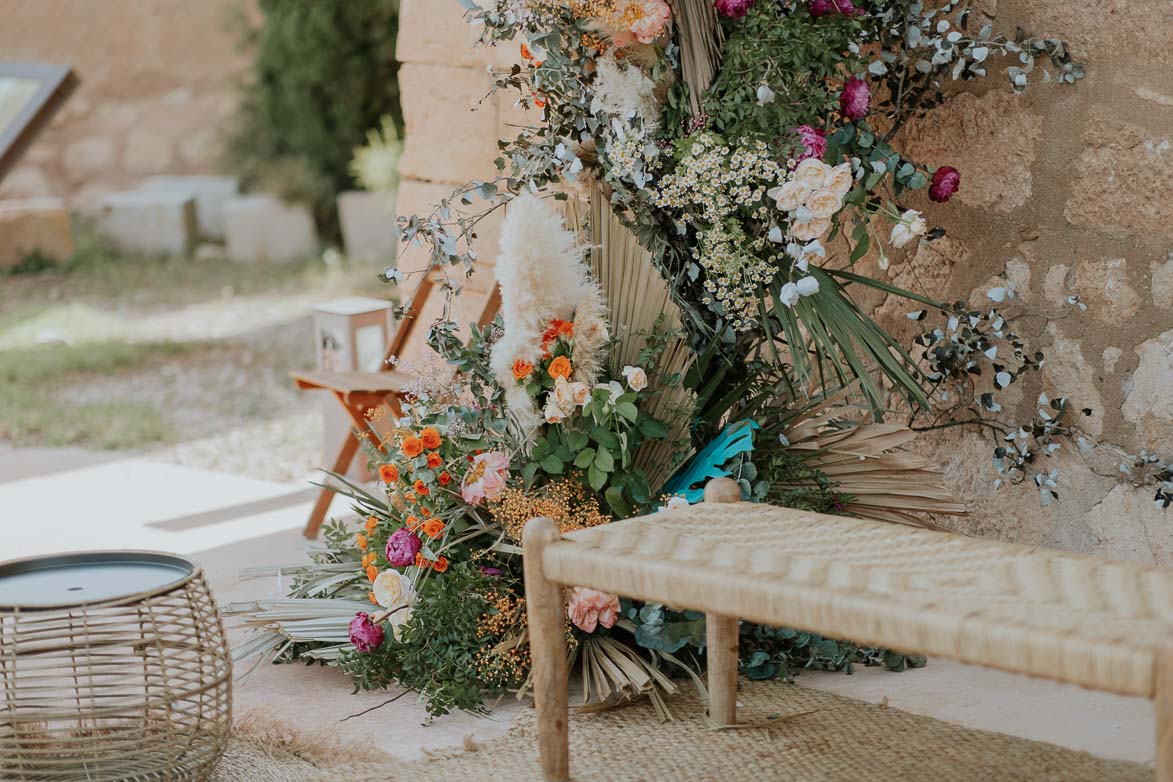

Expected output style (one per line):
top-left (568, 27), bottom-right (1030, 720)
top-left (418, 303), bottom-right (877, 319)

top-left (548, 356), bottom-right (572, 380)
top-left (421, 519), bottom-right (446, 540)
top-left (433, 556), bottom-right (449, 574)
top-left (378, 464), bottom-right (400, 483)
top-left (365, 516), bottom-right (378, 533)
top-left (406, 514), bottom-right (420, 531)
top-left (421, 508), bottom-right (431, 517)
top-left (512, 359), bottom-right (534, 381)
top-left (414, 552), bottom-right (425, 568)
top-left (426, 452), bottom-right (442, 469)
top-left (356, 533), bottom-right (368, 550)
top-left (420, 427), bottom-right (442, 450)
top-left (366, 565), bottom-right (378, 583)
top-left (439, 471), bottom-right (452, 486)
top-left (413, 479), bottom-right (430, 497)
top-left (401, 436), bottom-right (424, 459)
top-left (368, 591), bottom-right (378, 605)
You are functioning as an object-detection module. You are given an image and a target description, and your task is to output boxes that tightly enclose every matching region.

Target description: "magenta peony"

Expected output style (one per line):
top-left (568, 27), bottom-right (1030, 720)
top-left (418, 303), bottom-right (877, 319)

top-left (809, 0), bottom-right (863, 17)
top-left (839, 76), bottom-right (870, 121)
top-left (348, 612), bottom-right (385, 653)
top-left (567, 587), bottom-right (620, 633)
top-left (714, 0), bottom-right (754, 19)
top-left (794, 125), bottom-right (827, 161)
top-left (385, 527), bottom-right (422, 568)
top-left (929, 165), bottom-right (961, 202)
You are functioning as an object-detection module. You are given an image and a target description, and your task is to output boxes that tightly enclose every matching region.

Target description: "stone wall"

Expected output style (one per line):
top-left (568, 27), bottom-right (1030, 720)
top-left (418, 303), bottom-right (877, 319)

top-left (0, 0), bottom-right (251, 208)
top-left (396, 1), bottom-right (1172, 562)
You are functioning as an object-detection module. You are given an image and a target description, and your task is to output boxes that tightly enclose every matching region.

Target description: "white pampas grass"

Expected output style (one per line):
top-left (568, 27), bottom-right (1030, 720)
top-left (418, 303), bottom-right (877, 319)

top-left (490, 194), bottom-right (607, 433)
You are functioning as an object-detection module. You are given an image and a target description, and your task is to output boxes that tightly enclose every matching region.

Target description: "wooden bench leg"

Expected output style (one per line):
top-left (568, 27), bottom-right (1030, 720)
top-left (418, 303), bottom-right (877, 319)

top-left (303, 433), bottom-right (359, 539)
top-left (524, 517), bottom-right (570, 782)
top-left (1158, 642), bottom-right (1173, 781)
top-left (707, 614), bottom-right (739, 726)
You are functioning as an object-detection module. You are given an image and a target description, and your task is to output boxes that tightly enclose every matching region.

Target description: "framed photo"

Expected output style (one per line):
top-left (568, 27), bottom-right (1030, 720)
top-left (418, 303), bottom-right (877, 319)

top-left (0, 61), bottom-right (78, 182)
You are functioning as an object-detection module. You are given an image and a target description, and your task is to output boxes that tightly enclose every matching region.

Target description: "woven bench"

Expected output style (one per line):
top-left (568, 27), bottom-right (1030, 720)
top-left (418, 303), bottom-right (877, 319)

top-left (523, 478), bottom-right (1173, 781)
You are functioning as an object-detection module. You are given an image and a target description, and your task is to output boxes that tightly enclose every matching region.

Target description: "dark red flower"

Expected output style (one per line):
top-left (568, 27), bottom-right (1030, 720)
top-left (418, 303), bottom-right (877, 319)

top-left (929, 166), bottom-right (961, 202)
top-left (839, 77), bottom-right (870, 121)
top-left (714, 0), bottom-right (754, 19)
top-left (794, 125), bottom-right (827, 161)
top-left (348, 612), bottom-right (384, 653)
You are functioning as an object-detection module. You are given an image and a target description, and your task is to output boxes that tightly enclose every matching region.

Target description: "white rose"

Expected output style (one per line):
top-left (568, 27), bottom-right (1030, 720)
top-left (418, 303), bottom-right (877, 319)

top-left (373, 570), bottom-right (416, 610)
top-left (794, 158), bottom-right (829, 191)
top-left (795, 276), bottom-right (820, 297)
top-left (664, 496), bottom-right (690, 511)
top-left (552, 376), bottom-right (577, 413)
top-left (544, 399), bottom-right (566, 424)
top-left (805, 188), bottom-right (842, 219)
top-left (570, 382), bottom-right (591, 406)
top-left (790, 217), bottom-right (830, 242)
top-left (622, 365), bottom-right (648, 391)
top-left (824, 162), bottom-right (854, 198)
top-left (766, 180), bottom-right (811, 212)
top-left (889, 208), bottom-right (926, 248)
top-left (779, 281), bottom-right (801, 308)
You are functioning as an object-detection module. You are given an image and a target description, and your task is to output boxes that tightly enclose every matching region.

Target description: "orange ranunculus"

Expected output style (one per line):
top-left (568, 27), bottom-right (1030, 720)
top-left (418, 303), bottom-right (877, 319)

top-left (433, 556), bottom-right (449, 574)
top-left (366, 565), bottom-right (378, 583)
top-left (421, 519), bottom-right (445, 540)
top-left (378, 464), bottom-right (400, 483)
top-left (420, 427), bottom-right (442, 450)
top-left (414, 552), bottom-right (425, 568)
top-left (404, 491), bottom-right (417, 504)
top-left (548, 355), bottom-right (572, 380)
top-left (356, 533), bottom-right (368, 550)
top-left (439, 471), bottom-right (452, 486)
top-left (421, 508), bottom-right (431, 517)
top-left (512, 359), bottom-right (534, 381)
top-left (401, 435), bottom-right (424, 459)
top-left (406, 514), bottom-right (420, 531)
top-left (413, 479), bottom-right (430, 497)
top-left (426, 452), bottom-right (442, 469)
top-left (365, 516), bottom-right (378, 533)
top-left (368, 591), bottom-right (378, 605)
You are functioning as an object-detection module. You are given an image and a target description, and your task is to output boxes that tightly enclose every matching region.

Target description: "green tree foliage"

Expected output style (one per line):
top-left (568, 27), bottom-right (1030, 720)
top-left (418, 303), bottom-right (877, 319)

top-left (226, 0), bottom-right (403, 238)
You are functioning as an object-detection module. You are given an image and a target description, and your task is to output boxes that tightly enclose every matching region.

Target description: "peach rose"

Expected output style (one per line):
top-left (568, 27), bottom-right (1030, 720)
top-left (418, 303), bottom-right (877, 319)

top-left (567, 587), bottom-right (620, 633)
top-left (825, 162), bottom-right (854, 198)
top-left (791, 217), bottom-right (831, 242)
top-left (794, 158), bottom-right (828, 191)
top-left (767, 180), bottom-right (811, 212)
top-left (805, 189), bottom-right (843, 219)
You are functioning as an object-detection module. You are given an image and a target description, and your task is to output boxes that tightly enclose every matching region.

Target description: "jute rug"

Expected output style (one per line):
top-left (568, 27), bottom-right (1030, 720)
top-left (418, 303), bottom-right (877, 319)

top-left (213, 680), bottom-right (1152, 781)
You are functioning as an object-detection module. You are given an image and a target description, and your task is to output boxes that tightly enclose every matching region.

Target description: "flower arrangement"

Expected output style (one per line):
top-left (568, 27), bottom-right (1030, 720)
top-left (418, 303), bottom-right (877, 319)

top-left (227, 0), bottom-right (1118, 721)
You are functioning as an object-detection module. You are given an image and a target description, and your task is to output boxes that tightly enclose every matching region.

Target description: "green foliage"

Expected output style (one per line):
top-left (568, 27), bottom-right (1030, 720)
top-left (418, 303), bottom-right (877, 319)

top-left (338, 564), bottom-right (522, 721)
top-left (740, 623), bottom-right (926, 680)
top-left (226, 0), bottom-right (403, 237)
top-left (3, 250), bottom-right (60, 277)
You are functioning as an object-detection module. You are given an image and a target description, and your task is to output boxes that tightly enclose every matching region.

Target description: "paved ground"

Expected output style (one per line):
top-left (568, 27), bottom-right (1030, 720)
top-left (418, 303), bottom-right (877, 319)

top-left (0, 444), bottom-right (1157, 766)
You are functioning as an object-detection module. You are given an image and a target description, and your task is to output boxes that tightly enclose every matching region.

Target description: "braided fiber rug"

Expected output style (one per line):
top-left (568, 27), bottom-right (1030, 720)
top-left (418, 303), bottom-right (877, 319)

top-left (214, 680), bottom-right (1151, 782)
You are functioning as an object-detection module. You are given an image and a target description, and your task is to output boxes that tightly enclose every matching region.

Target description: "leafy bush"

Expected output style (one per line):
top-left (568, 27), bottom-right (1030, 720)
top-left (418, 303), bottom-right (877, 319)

top-left (225, 0), bottom-right (403, 238)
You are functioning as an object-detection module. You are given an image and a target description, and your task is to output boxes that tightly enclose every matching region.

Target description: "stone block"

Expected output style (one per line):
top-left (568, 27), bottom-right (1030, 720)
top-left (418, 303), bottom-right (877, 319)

top-left (141, 175), bottom-right (239, 241)
top-left (94, 190), bottom-right (197, 256)
top-left (338, 190), bottom-right (397, 262)
top-left (63, 137), bottom-right (117, 181)
top-left (0, 198), bottom-right (74, 269)
top-left (397, 63), bottom-right (500, 185)
top-left (223, 194), bottom-right (319, 263)
top-left (397, 0), bottom-right (518, 70)
top-left (123, 129), bottom-right (175, 174)
top-left (1122, 329), bottom-right (1173, 454)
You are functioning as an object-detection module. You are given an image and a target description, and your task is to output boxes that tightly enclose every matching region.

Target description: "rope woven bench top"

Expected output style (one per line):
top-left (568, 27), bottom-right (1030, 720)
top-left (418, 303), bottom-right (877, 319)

top-left (543, 502), bottom-right (1173, 698)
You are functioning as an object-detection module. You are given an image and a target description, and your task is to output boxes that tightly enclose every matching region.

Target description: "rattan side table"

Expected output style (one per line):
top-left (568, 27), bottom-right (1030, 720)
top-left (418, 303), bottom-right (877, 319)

top-left (0, 551), bottom-right (232, 781)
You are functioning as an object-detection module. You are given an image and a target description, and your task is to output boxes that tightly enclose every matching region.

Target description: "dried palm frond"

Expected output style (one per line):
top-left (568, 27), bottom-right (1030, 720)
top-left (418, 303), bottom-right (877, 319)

top-left (777, 383), bottom-right (967, 529)
top-left (564, 184), bottom-right (697, 491)
top-left (670, 0), bottom-right (724, 113)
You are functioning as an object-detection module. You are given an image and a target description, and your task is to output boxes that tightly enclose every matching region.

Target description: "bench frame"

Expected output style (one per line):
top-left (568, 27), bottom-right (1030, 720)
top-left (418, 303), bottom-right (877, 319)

top-left (523, 477), bottom-right (1173, 781)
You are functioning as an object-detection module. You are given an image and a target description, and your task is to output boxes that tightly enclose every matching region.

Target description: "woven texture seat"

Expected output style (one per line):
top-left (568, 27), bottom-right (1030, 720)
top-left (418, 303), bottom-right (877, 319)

top-left (544, 502), bottom-right (1173, 698)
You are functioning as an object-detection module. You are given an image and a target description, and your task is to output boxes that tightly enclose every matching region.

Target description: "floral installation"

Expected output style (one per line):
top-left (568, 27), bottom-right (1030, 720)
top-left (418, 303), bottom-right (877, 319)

top-left (227, 0), bottom-right (1162, 725)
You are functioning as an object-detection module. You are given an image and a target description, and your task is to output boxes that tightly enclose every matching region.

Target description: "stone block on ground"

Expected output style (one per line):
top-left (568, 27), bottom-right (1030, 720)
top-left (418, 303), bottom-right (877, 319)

top-left (0, 198), bottom-right (74, 269)
top-left (94, 190), bottom-right (197, 256)
top-left (338, 190), bottom-right (397, 262)
top-left (223, 195), bottom-right (319, 264)
top-left (140, 175), bottom-right (238, 241)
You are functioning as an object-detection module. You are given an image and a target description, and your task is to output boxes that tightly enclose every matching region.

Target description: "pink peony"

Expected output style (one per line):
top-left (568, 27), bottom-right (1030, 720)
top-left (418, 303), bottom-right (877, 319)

top-left (629, 0), bottom-right (672, 44)
top-left (839, 76), bottom-right (870, 121)
top-left (714, 0), bottom-right (755, 18)
top-left (929, 165), bottom-right (961, 202)
top-left (809, 0), bottom-right (864, 17)
top-left (460, 451), bottom-right (511, 506)
top-left (567, 587), bottom-right (620, 633)
top-left (794, 125), bottom-right (827, 161)
top-left (348, 612), bottom-right (385, 653)
top-left (385, 528), bottom-right (422, 568)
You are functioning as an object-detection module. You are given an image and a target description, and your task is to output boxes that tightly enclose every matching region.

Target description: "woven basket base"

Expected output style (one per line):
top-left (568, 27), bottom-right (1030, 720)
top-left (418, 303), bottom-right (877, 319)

top-left (215, 679), bottom-right (1152, 782)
